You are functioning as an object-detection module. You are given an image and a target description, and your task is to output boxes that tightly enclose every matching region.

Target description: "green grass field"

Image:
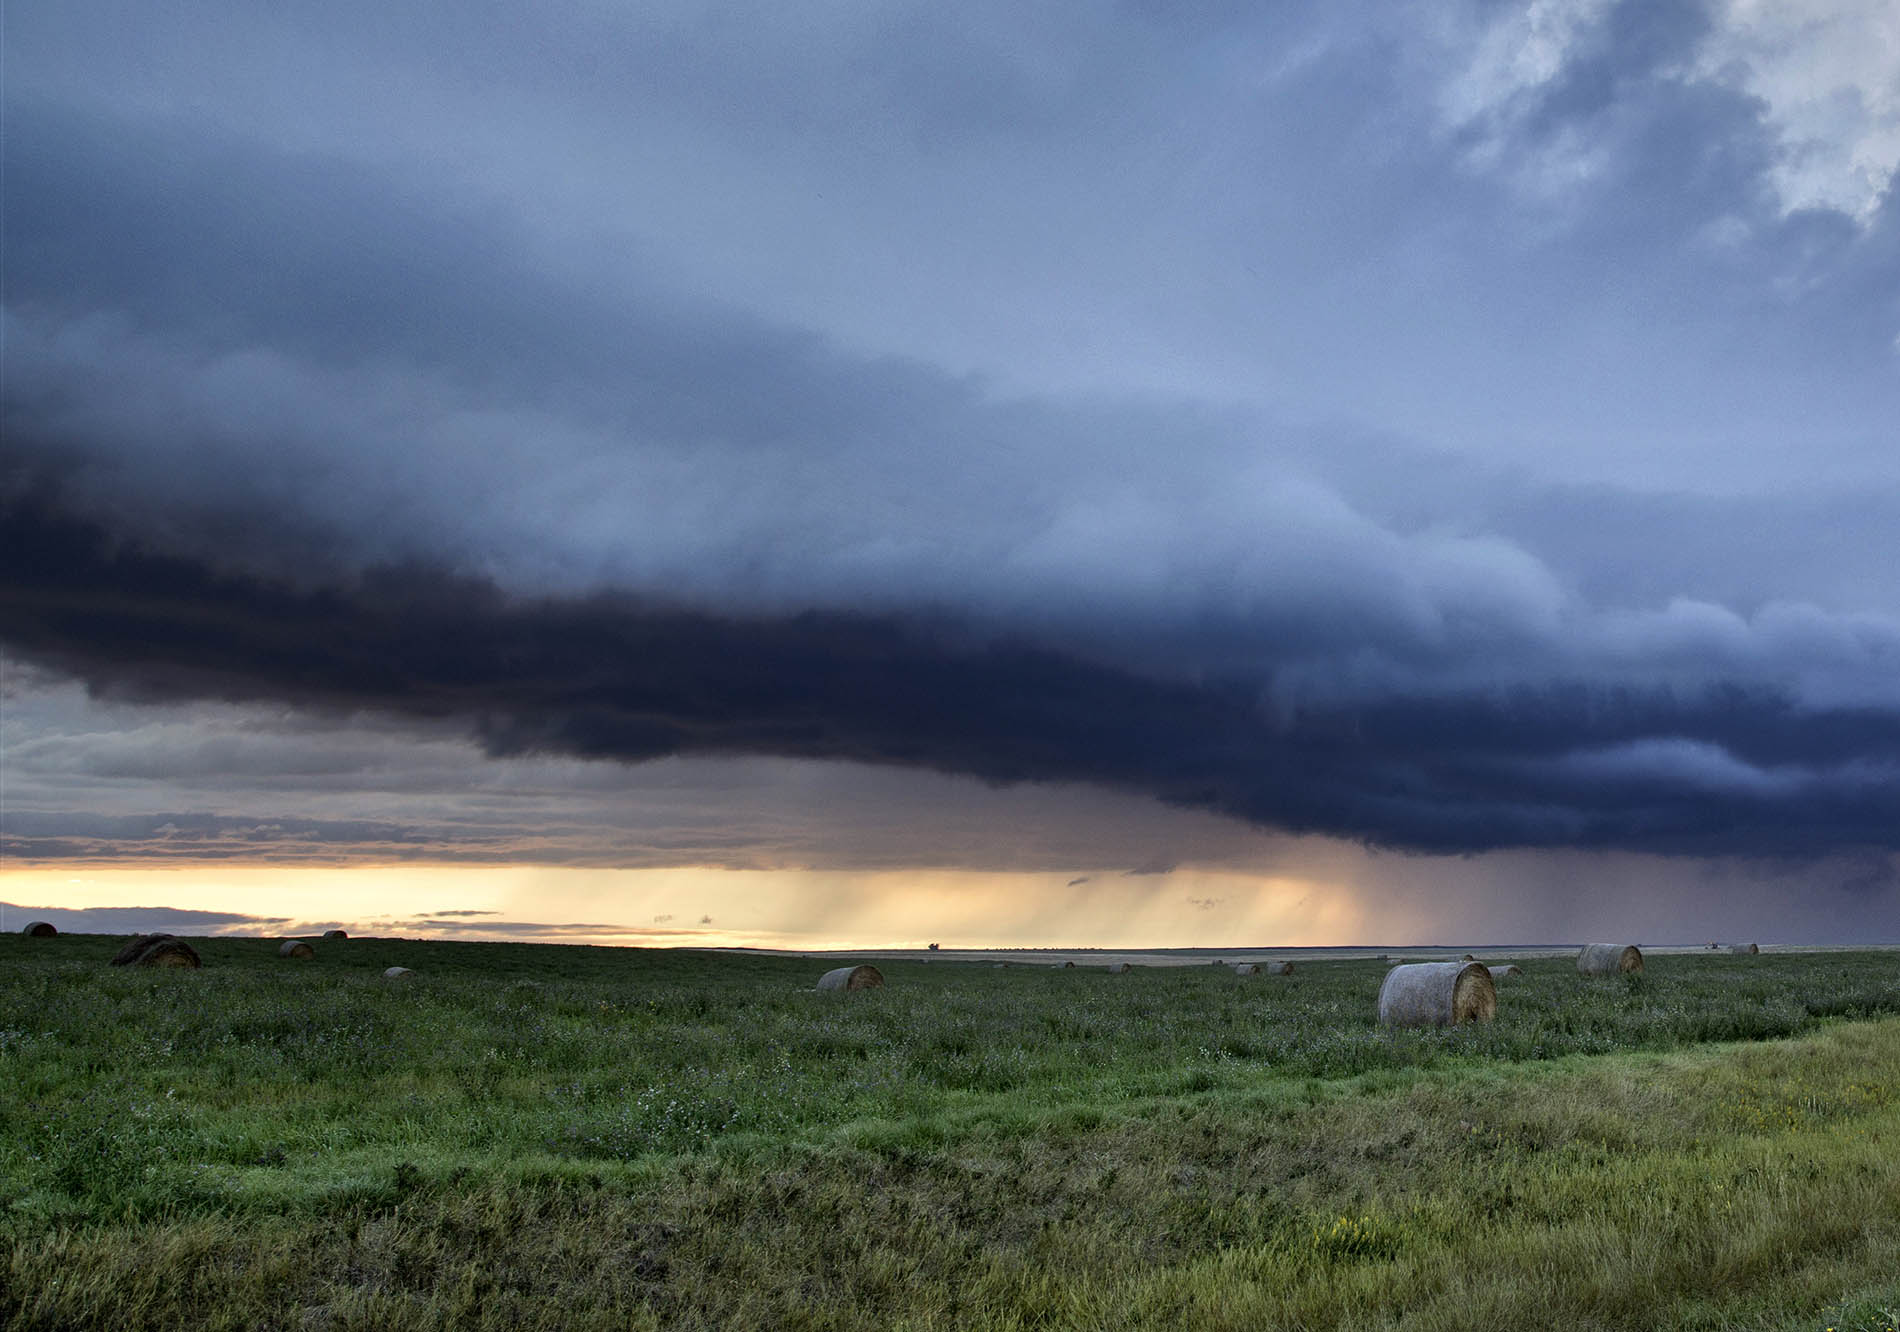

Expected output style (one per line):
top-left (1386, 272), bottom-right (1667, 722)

top-left (3, 935), bottom-right (1897, 1329)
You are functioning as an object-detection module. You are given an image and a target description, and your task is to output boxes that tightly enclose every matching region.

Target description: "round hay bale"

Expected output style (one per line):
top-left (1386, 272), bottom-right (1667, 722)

top-left (323, 929), bottom-right (348, 941)
top-left (1062, 960), bottom-right (1076, 968)
top-left (278, 939), bottom-right (315, 960)
top-left (21, 921), bottom-right (58, 938)
top-left (1487, 964), bottom-right (1523, 979)
top-left (1264, 961), bottom-right (1294, 976)
top-left (139, 938), bottom-right (202, 968)
top-left (1378, 961), bottom-right (1496, 1027)
top-left (1461, 953), bottom-right (1476, 961)
top-left (816, 964), bottom-right (883, 991)
top-left (1728, 942), bottom-right (1759, 955)
top-left (1234, 963), bottom-right (1261, 976)
top-left (382, 966), bottom-right (415, 979)
top-left (1105, 961), bottom-right (1133, 974)
top-left (110, 934), bottom-right (201, 968)
top-left (1576, 943), bottom-right (1643, 975)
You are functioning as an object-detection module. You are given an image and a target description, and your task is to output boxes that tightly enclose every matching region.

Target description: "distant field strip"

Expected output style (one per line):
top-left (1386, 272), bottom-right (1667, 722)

top-left (2, 937), bottom-right (1897, 1329)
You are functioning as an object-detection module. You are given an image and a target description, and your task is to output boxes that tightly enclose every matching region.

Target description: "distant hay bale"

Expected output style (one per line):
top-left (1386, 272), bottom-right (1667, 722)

top-left (1375, 954), bottom-right (1389, 962)
top-left (1487, 964), bottom-right (1523, 979)
top-left (1264, 961), bottom-right (1294, 976)
top-left (1728, 943), bottom-right (1759, 955)
top-left (1105, 962), bottom-right (1132, 974)
top-left (1062, 960), bottom-right (1076, 968)
top-left (1462, 953), bottom-right (1476, 961)
top-left (382, 966), bottom-right (415, 979)
top-left (816, 964), bottom-right (883, 992)
top-left (109, 934), bottom-right (201, 968)
top-left (21, 921), bottom-right (57, 938)
top-left (1576, 943), bottom-right (1643, 975)
top-left (278, 940), bottom-right (315, 960)
top-left (323, 929), bottom-right (348, 941)
top-left (1378, 962), bottom-right (1496, 1027)
top-left (1234, 963), bottom-right (1261, 976)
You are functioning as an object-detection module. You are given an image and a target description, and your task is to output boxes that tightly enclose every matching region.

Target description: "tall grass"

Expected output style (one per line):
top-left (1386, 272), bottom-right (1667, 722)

top-left (2, 936), bottom-right (1897, 1328)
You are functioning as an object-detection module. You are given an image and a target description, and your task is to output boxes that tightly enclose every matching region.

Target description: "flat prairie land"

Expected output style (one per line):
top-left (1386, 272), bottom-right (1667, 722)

top-left (2, 936), bottom-right (1897, 1330)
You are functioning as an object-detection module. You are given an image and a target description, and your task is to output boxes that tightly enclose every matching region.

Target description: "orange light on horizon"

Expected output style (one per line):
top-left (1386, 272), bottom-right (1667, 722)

top-left (0, 863), bottom-right (1368, 949)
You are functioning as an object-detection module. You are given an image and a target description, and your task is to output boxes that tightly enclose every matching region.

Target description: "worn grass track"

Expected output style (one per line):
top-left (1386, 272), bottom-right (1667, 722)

top-left (3, 937), bottom-right (1897, 1329)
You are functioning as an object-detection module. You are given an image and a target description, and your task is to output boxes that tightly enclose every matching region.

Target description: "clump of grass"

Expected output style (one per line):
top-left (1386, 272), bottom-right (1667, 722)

top-left (1308, 1212), bottom-right (1402, 1262)
top-left (1816, 1288), bottom-right (1900, 1332)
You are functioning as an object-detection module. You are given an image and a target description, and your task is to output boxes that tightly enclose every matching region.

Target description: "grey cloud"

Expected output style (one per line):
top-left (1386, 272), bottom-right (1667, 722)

top-left (371, 918), bottom-right (722, 943)
top-left (15, 296), bottom-right (1900, 720)
top-left (0, 675), bottom-right (1286, 872)
top-left (5, 1), bottom-right (1900, 891)
top-left (12, 464), bottom-right (1900, 859)
top-left (0, 902), bottom-right (290, 935)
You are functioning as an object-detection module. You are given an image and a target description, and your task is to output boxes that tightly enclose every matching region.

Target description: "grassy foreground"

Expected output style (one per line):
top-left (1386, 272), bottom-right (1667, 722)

top-left (2, 936), bottom-right (1898, 1329)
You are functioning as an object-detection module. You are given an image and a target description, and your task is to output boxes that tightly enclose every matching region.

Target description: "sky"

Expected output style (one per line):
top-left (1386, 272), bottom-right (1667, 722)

top-left (4, 0), bottom-right (1900, 947)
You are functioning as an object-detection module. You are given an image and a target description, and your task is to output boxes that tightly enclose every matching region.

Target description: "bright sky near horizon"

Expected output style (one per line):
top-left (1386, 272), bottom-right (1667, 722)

top-left (4, 1), bottom-right (1900, 945)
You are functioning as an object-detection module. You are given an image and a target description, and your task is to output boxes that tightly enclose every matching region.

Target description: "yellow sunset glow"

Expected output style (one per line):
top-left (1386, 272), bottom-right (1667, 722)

top-left (0, 864), bottom-right (1368, 950)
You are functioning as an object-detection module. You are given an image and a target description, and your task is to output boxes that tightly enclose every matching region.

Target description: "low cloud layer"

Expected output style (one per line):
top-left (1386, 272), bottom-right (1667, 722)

top-left (0, 899), bottom-right (720, 945)
top-left (9, 486), bottom-right (1900, 858)
top-left (0, 902), bottom-right (291, 936)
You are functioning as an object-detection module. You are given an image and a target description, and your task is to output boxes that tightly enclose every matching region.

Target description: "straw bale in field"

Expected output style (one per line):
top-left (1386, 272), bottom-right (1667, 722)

top-left (21, 921), bottom-right (57, 937)
top-left (1378, 961), bottom-right (1496, 1027)
top-left (1487, 964), bottom-right (1523, 979)
top-left (278, 939), bottom-right (315, 960)
top-left (1462, 953), bottom-right (1476, 961)
top-left (323, 929), bottom-right (348, 940)
top-left (382, 966), bottom-right (415, 979)
top-left (1576, 943), bottom-right (1643, 974)
top-left (1105, 961), bottom-right (1133, 974)
top-left (1264, 961), bottom-right (1294, 976)
top-left (1728, 943), bottom-right (1759, 955)
top-left (110, 934), bottom-right (201, 968)
top-left (1063, 960), bottom-right (1076, 968)
top-left (816, 964), bottom-right (884, 991)
top-left (1234, 963), bottom-right (1261, 976)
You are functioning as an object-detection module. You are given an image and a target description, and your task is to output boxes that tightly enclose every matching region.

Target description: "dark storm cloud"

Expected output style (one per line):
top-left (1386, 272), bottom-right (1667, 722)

top-left (5, 0), bottom-right (1900, 883)
top-left (8, 488), bottom-right (1900, 858)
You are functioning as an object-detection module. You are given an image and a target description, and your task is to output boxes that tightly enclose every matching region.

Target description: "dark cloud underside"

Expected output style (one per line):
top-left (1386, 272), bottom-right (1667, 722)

top-left (8, 488), bottom-right (1900, 858)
